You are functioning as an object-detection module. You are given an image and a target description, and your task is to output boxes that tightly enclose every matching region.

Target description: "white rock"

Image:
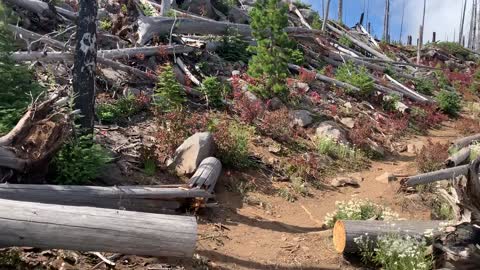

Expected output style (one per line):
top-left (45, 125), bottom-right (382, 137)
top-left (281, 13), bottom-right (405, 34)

top-left (315, 121), bottom-right (348, 144)
top-left (330, 177), bottom-right (360, 188)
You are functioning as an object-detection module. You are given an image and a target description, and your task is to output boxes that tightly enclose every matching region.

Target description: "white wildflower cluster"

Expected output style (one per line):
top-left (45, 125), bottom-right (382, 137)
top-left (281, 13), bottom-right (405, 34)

top-left (324, 199), bottom-right (399, 228)
top-left (356, 234), bottom-right (433, 270)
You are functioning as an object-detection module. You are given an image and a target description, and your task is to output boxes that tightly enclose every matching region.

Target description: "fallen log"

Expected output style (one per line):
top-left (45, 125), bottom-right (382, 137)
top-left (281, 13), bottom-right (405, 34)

top-left (451, 134), bottom-right (480, 150)
top-left (404, 164), bottom-right (469, 187)
top-left (189, 157), bottom-right (222, 194)
top-left (97, 45), bottom-right (194, 59)
top-left (288, 64), bottom-right (361, 92)
top-left (333, 220), bottom-right (443, 253)
top-left (446, 147), bottom-right (471, 168)
top-left (385, 74), bottom-right (431, 102)
top-left (5, 0), bottom-right (77, 21)
top-left (0, 198), bottom-right (196, 257)
top-left (0, 184), bottom-right (212, 213)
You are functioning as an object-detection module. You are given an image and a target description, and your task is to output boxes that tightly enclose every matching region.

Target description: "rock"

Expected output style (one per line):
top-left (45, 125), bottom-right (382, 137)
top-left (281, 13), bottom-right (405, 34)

top-left (291, 110), bottom-right (313, 127)
top-left (315, 121), bottom-right (348, 144)
top-left (170, 132), bottom-right (215, 175)
top-left (344, 102), bottom-right (353, 109)
top-left (228, 6), bottom-right (250, 24)
top-left (268, 143), bottom-right (282, 153)
top-left (407, 142), bottom-right (424, 153)
top-left (244, 90), bottom-right (260, 102)
top-left (122, 87), bottom-right (142, 97)
top-left (232, 70), bottom-right (241, 76)
top-left (267, 97), bottom-right (284, 111)
top-left (368, 140), bottom-right (385, 157)
top-left (330, 177), bottom-right (360, 188)
top-left (294, 81), bottom-right (310, 91)
top-left (340, 118), bottom-right (355, 129)
top-left (375, 172), bottom-right (397, 184)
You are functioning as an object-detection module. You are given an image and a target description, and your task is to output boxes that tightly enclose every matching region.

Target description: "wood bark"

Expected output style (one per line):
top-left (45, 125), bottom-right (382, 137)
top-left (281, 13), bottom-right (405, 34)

top-left (5, 0), bottom-right (77, 21)
top-left (0, 184), bottom-right (212, 213)
top-left (73, 0), bottom-right (98, 134)
top-left (160, 0), bottom-right (171, 16)
top-left (405, 164), bottom-right (469, 187)
top-left (333, 220), bottom-right (442, 253)
top-left (288, 64), bottom-right (361, 92)
top-left (0, 198), bottom-right (197, 257)
top-left (452, 133), bottom-right (480, 150)
top-left (337, 0), bottom-right (343, 24)
top-left (383, 0), bottom-right (390, 42)
top-left (459, 0), bottom-right (467, 44)
top-left (446, 147), bottom-right (471, 168)
top-left (189, 157), bottom-right (222, 194)
top-left (322, 0), bottom-right (331, 32)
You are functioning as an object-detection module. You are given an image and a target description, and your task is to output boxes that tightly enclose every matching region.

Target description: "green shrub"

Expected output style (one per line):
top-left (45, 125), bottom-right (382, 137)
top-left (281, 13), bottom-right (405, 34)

top-left (96, 94), bottom-right (145, 124)
top-left (213, 120), bottom-right (253, 168)
top-left (53, 135), bottom-right (112, 184)
top-left (200, 77), bottom-right (226, 108)
top-left (99, 18), bottom-right (112, 30)
top-left (383, 93), bottom-right (401, 112)
top-left (0, 7), bottom-right (44, 134)
top-left (277, 187), bottom-right (297, 202)
top-left (216, 33), bottom-right (250, 62)
top-left (293, 0), bottom-right (311, 9)
top-left (324, 200), bottom-right (399, 228)
top-left (315, 136), bottom-right (359, 160)
top-left (434, 70), bottom-right (450, 89)
top-left (431, 196), bottom-right (454, 220)
top-left (355, 234), bottom-right (433, 270)
top-left (335, 61), bottom-right (374, 96)
top-left (248, 0), bottom-right (302, 98)
top-left (154, 64), bottom-right (186, 112)
top-left (415, 78), bottom-right (435, 96)
top-left (436, 90), bottom-right (461, 116)
top-left (139, 1), bottom-right (156, 16)
top-left (338, 35), bottom-right (353, 48)
top-left (436, 41), bottom-right (471, 59)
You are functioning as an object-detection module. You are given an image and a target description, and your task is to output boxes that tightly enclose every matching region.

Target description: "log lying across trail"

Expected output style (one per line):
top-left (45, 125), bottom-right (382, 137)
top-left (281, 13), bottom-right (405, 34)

top-left (446, 146), bottom-right (471, 168)
top-left (0, 184), bottom-right (212, 213)
top-left (451, 133), bottom-right (480, 150)
top-left (405, 164), bottom-right (469, 187)
top-left (333, 220), bottom-right (443, 253)
top-left (0, 198), bottom-right (197, 257)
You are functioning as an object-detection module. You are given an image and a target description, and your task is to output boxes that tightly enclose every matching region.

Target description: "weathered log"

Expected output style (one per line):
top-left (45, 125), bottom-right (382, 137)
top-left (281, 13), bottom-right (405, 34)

top-left (405, 164), bottom-right (469, 187)
top-left (451, 133), bottom-right (480, 150)
top-left (446, 147), bottom-right (471, 168)
top-left (189, 157), bottom-right (222, 194)
top-left (385, 74), bottom-right (431, 102)
top-left (0, 198), bottom-right (196, 257)
top-left (288, 64), bottom-right (361, 92)
top-left (6, 0), bottom-right (77, 21)
top-left (333, 220), bottom-right (443, 253)
top-left (0, 184), bottom-right (212, 213)
top-left (176, 57), bottom-right (201, 86)
top-left (98, 45), bottom-right (194, 59)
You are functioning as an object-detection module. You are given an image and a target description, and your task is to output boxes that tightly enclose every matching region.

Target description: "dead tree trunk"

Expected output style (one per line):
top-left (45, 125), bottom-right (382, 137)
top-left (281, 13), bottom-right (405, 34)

top-left (322, 0), bottom-right (331, 32)
top-left (333, 220), bottom-right (443, 254)
top-left (73, 0), bottom-right (97, 134)
top-left (337, 0), bottom-right (343, 24)
top-left (160, 0), bottom-right (171, 16)
top-left (459, 0), bottom-right (467, 44)
top-left (383, 0), bottom-right (389, 42)
top-left (0, 198), bottom-right (197, 257)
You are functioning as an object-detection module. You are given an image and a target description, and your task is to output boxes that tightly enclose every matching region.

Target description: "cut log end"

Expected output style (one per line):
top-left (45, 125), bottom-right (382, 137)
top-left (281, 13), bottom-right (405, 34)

top-left (333, 220), bottom-right (346, 253)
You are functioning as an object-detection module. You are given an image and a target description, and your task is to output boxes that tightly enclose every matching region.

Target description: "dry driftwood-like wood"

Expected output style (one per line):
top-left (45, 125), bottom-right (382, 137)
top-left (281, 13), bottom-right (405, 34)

top-left (288, 64), bottom-right (360, 92)
top-left (385, 74), bottom-right (432, 102)
top-left (333, 220), bottom-right (443, 253)
top-left (0, 198), bottom-right (197, 257)
top-left (405, 164), bottom-right (470, 187)
top-left (446, 147), bottom-right (471, 168)
top-left (176, 57), bottom-right (201, 86)
top-left (0, 184), bottom-right (213, 213)
top-left (97, 45), bottom-right (194, 59)
top-left (189, 157), bottom-right (222, 194)
top-left (452, 133), bottom-right (480, 150)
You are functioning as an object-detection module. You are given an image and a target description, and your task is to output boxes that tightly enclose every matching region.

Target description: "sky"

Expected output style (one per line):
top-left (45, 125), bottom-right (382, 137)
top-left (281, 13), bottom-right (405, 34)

top-left (305, 0), bottom-right (472, 44)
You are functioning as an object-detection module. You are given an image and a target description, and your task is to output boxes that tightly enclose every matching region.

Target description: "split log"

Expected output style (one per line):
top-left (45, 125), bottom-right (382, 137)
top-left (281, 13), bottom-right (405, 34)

top-left (136, 16), bottom-right (323, 45)
top-left (446, 147), bottom-right (471, 168)
top-left (451, 134), bottom-right (480, 150)
top-left (288, 64), bottom-right (361, 92)
top-left (189, 157), bottom-right (222, 194)
top-left (405, 164), bottom-right (469, 187)
top-left (333, 220), bottom-right (443, 253)
top-left (385, 74), bottom-right (431, 102)
top-left (0, 198), bottom-right (196, 257)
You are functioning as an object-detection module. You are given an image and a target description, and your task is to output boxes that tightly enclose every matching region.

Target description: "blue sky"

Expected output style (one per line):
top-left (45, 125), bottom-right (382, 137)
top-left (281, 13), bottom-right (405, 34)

top-left (305, 0), bottom-right (470, 44)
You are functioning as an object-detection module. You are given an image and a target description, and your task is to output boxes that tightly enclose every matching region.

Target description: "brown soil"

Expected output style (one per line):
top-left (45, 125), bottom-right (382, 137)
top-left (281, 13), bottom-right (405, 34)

top-left (196, 120), bottom-right (460, 270)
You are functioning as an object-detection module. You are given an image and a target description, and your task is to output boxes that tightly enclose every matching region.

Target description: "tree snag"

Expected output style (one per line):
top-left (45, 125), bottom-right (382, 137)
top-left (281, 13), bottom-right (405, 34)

top-left (73, 0), bottom-right (98, 134)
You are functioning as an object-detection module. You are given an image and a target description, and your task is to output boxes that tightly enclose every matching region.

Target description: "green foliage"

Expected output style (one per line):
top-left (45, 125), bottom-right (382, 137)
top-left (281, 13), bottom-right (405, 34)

top-left (0, 249), bottom-right (22, 268)
top-left (436, 41), bottom-right (471, 59)
top-left (99, 18), bottom-right (112, 30)
top-left (311, 12), bottom-right (322, 30)
top-left (315, 136), bottom-right (359, 160)
top-left (154, 64), bottom-right (186, 112)
top-left (383, 93), bottom-right (401, 112)
top-left (432, 197), bottom-right (454, 220)
top-left (338, 35), bottom-right (353, 48)
top-left (0, 5), bottom-right (44, 134)
top-left (139, 1), bottom-right (156, 16)
top-left (293, 0), bottom-right (311, 9)
top-left (213, 120), bottom-right (253, 168)
top-left (216, 33), bottom-right (250, 62)
top-left (248, 0), bottom-right (302, 98)
top-left (200, 77), bottom-right (226, 108)
top-left (121, 4), bottom-right (128, 14)
top-left (436, 90), bottom-right (461, 116)
top-left (53, 135), bottom-right (112, 185)
top-left (414, 78), bottom-right (435, 96)
top-left (324, 200), bottom-right (399, 228)
top-left (96, 94), bottom-right (145, 124)
top-left (277, 187), bottom-right (297, 202)
top-left (355, 234), bottom-right (433, 270)
top-left (335, 61), bottom-right (374, 96)
top-left (435, 70), bottom-right (450, 89)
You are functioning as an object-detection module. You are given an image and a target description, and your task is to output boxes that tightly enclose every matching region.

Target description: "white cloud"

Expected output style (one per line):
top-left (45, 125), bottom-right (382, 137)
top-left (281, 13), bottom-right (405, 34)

top-left (402, 0), bottom-right (470, 44)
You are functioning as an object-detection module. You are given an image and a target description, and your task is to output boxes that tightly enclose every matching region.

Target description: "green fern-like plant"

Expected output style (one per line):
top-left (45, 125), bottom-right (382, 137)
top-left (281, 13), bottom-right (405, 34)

top-left (335, 61), bottom-right (374, 96)
top-left (154, 64), bottom-right (186, 112)
top-left (216, 32), bottom-right (250, 62)
top-left (436, 90), bottom-right (461, 116)
top-left (200, 77), bottom-right (226, 108)
top-left (53, 135), bottom-right (112, 184)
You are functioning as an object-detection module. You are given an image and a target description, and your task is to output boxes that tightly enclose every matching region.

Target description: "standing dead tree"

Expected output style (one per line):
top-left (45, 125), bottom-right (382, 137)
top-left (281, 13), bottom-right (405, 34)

top-left (383, 0), bottom-right (390, 42)
top-left (459, 0), bottom-right (467, 44)
top-left (417, 0), bottom-right (427, 64)
top-left (73, 0), bottom-right (97, 134)
top-left (322, 0), bottom-right (331, 32)
top-left (338, 0), bottom-right (343, 24)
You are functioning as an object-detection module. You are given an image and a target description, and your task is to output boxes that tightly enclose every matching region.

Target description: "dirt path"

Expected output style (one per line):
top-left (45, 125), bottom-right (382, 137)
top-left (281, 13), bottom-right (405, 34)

top-left (196, 120), bottom-right (460, 270)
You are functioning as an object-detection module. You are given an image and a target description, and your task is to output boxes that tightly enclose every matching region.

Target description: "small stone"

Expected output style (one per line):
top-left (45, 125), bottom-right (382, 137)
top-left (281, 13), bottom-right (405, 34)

top-left (375, 172), bottom-right (397, 184)
top-left (232, 70), bottom-right (241, 76)
top-left (267, 97), bottom-right (284, 111)
top-left (268, 144), bottom-right (282, 153)
top-left (291, 110), bottom-right (313, 127)
top-left (315, 121), bottom-right (348, 144)
top-left (344, 102), bottom-right (353, 109)
top-left (340, 118), bottom-right (355, 129)
top-left (330, 177), bottom-right (360, 188)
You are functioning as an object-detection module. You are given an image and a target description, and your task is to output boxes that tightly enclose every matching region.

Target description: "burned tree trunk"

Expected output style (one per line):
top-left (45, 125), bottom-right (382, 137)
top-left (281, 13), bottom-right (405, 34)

top-left (337, 0), bottom-right (343, 24)
top-left (383, 0), bottom-right (390, 42)
top-left (73, 0), bottom-right (97, 134)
